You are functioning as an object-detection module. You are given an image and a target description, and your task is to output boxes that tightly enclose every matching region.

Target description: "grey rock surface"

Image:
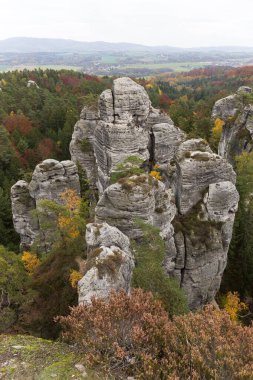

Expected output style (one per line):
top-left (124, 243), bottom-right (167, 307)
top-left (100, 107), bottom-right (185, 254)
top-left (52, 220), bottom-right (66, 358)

top-left (78, 223), bottom-right (134, 304)
top-left (168, 179), bottom-right (239, 309)
top-left (69, 107), bottom-right (98, 189)
top-left (11, 180), bottom-right (38, 250)
top-left (95, 174), bottom-right (176, 240)
top-left (11, 159), bottom-right (80, 250)
top-left (173, 139), bottom-right (236, 215)
top-left (70, 77), bottom-right (185, 194)
top-left (211, 87), bottom-right (253, 163)
top-left (86, 222), bottom-right (131, 253)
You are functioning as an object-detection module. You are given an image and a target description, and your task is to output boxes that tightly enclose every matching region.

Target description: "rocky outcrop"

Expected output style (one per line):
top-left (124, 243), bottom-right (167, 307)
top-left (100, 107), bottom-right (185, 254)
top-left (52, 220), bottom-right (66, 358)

top-left (78, 223), bottom-right (134, 304)
top-left (70, 77), bottom-right (185, 193)
top-left (12, 77), bottom-right (239, 310)
top-left (94, 137), bottom-right (239, 309)
top-left (69, 107), bottom-right (98, 190)
top-left (211, 86), bottom-right (253, 163)
top-left (173, 139), bottom-right (236, 215)
top-left (167, 140), bottom-right (239, 308)
top-left (11, 159), bottom-right (80, 250)
top-left (11, 180), bottom-right (39, 249)
top-left (69, 77), bottom-right (239, 309)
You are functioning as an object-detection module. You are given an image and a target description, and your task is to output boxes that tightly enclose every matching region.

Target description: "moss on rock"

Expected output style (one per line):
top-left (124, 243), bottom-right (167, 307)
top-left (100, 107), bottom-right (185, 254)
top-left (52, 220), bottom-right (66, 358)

top-left (0, 334), bottom-right (102, 379)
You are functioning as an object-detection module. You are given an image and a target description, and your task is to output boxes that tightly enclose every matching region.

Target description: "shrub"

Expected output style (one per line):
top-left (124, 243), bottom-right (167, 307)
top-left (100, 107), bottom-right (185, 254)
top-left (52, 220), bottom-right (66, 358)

top-left (57, 290), bottom-right (253, 379)
top-left (171, 305), bottom-right (253, 379)
top-left (132, 220), bottom-right (188, 317)
top-left (0, 245), bottom-right (32, 333)
top-left (57, 289), bottom-right (174, 379)
top-left (69, 269), bottom-right (82, 289)
top-left (110, 156), bottom-right (145, 184)
top-left (222, 291), bottom-right (248, 322)
top-left (21, 251), bottom-right (41, 274)
top-left (21, 244), bottom-right (82, 338)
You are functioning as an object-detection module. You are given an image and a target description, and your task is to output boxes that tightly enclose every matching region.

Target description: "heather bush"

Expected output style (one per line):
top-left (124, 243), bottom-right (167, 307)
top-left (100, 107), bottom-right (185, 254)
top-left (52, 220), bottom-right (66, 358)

top-left (57, 289), bottom-right (253, 379)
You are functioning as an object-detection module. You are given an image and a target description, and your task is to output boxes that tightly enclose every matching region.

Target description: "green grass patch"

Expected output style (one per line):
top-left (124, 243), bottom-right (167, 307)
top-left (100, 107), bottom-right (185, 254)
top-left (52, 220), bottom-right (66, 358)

top-left (0, 334), bottom-right (101, 379)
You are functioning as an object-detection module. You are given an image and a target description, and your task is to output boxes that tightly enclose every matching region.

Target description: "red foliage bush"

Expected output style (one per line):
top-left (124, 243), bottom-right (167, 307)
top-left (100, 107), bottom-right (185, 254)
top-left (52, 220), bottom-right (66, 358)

top-left (57, 289), bottom-right (253, 379)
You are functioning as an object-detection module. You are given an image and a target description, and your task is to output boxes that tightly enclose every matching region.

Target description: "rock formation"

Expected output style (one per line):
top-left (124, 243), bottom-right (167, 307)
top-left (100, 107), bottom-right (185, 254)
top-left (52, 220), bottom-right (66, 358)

top-left (212, 86), bottom-right (253, 163)
top-left (78, 222), bottom-right (134, 304)
top-left (168, 139), bottom-right (239, 308)
top-left (11, 159), bottom-right (80, 251)
top-left (70, 77), bottom-right (239, 309)
top-left (12, 77), bottom-right (239, 310)
top-left (70, 77), bottom-right (185, 193)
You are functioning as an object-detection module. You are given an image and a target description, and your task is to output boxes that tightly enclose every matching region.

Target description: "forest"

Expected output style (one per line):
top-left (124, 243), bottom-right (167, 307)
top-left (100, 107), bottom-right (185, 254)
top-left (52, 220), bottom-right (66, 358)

top-left (1, 67), bottom-right (253, 378)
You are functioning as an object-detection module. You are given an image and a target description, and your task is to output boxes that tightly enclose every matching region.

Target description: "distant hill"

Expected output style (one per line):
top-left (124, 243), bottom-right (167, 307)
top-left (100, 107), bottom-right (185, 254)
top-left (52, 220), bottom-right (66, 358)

top-left (1, 37), bottom-right (253, 54)
top-left (0, 37), bottom-right (184, 53)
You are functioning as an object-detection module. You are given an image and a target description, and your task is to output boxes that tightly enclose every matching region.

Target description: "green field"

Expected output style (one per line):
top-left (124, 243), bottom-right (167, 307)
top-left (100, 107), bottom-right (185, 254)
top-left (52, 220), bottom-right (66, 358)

top-left (121, 61), bottom-right (212, 72)
top-left (101, 55), bottom-right (118, 64)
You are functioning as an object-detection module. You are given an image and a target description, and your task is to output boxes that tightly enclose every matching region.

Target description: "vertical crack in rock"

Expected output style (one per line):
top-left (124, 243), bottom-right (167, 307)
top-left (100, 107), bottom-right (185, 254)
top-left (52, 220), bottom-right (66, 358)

top-left (180, 232), bottom-right (188, 288)
top-left (148, 128), bottom-right (156, 169)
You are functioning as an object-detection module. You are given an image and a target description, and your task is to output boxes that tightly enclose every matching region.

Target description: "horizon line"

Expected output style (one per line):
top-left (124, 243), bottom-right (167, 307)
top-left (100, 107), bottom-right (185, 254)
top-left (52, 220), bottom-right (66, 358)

top-left (1, 36), bottom-right (253, 50)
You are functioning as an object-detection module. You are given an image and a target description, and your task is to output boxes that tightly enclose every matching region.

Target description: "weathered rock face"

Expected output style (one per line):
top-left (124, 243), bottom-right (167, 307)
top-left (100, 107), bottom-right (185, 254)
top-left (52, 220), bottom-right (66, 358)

top-left (11, 159), bottom-right (80, 251)
top-left (11, 180), bottom-right (39, 249)
top-left (173, 188), bottom-right (238, 310)
top-left (95, 174), bottom-right (176, 240)
top-left (94, 139), bottom-right (239, 309)
top-left (211, 86), bottom-right (253, 163)
top-left (78, 223), bottom-right (134, 304)
top-left (69, 107), bottom-right (98, 190)
top-left (70, 77), bottom-right (185, 193)
top-left (173, 139), bottom-right (236, 215)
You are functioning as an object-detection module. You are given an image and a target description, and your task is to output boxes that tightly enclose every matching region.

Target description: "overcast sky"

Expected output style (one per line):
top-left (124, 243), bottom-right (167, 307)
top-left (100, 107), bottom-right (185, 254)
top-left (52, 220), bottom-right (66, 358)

top-left (0, 0), bottom-right (252, 47)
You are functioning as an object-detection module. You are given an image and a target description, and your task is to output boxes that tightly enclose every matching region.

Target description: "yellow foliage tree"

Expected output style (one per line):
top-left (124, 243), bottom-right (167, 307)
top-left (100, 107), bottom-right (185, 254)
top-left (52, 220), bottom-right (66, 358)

top-left (21, 251), bottom-right (41, 275)
top-left (58, 189), bottom-right (81, 240)
top-left (69, 269), bottom-right (82, 288)
top-left (211, 118), bottom-right (225, 148)
top-left (223, 291), bottom-right (248, 322)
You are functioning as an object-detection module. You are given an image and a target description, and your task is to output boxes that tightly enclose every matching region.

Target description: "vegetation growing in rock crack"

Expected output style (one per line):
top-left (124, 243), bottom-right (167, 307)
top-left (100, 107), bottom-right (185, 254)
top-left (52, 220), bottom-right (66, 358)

top-left (132, 219), bottom-right (189, 316)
